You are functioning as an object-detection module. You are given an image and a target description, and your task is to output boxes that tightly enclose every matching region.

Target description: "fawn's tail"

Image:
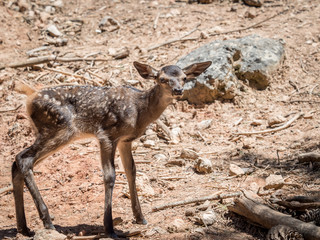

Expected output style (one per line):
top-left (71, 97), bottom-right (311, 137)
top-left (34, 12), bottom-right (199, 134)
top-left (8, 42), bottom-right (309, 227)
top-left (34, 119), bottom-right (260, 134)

top-left (14, 81), bottom-right (36, 96)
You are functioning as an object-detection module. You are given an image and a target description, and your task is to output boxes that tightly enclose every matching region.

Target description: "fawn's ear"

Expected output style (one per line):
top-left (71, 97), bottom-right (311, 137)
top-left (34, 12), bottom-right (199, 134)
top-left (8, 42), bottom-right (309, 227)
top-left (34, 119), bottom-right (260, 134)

top-left (183, 61), bottom-right (212, 79)
top-left (133, 62), bottom-right (159, 80)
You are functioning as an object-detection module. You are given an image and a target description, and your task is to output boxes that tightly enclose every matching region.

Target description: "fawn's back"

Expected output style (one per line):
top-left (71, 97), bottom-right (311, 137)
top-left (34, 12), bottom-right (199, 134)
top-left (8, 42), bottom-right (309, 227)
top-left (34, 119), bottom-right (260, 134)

top-left (26, 85), bottom-right (150, 142)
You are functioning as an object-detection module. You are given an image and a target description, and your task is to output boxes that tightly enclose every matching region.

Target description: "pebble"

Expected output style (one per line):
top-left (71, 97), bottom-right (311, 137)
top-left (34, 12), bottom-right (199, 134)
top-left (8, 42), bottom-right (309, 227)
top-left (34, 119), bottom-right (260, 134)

top-left (167, 218), bottom-right (187, 233)
top-left (264, 174), bottom-right (284, 190)
top-left (143, 140), bottom-right (155, 148)
top-left (197, 119), bottom-right (212, 130)
top-left (194, 158), bottom-right (213, 174)
top-left (180, 148), bottom-right (199, 160)
top-left (46, 24), bottom-right (62, 37)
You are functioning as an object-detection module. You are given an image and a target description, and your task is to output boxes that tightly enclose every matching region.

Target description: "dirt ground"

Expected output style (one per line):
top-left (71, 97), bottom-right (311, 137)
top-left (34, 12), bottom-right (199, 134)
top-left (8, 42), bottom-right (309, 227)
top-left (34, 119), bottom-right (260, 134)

top-left (0, 0), bottom-right (320, 239)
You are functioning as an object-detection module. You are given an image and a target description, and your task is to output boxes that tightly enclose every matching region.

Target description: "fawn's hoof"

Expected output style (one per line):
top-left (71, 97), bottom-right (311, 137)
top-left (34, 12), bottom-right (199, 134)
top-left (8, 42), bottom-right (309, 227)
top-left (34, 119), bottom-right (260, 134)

top-left (44, 223), bottom-right (55, 230)
top-left (105, 232), bottom-right (118, 239)
top-left (136, 218), bottom-right (147, 225)
top-left (18, 227), bottom-right (31, 237)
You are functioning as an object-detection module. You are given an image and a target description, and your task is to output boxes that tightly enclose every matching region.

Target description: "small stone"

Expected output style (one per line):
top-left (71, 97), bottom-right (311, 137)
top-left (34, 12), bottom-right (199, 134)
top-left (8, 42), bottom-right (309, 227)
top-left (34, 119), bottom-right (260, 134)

top-left (201, 210), bottom-right (217, 226)
top-left (180, 148), bottom-right (199, 160)
top-left (144, 140), bottom-right (155, 148)
top-left (197, 119), bottom-right (213, 130)
top-left (200, 31), bottom-right (209, 39)
top-left (45, 5), bottom-right (56, 14)
top-left (46, 24), bottom-right (62, 37)
top-left (99, 16), bottom-right (120, 32)
top-left (40, 11), bottom-right (51, 23)
top-left (264, 174), bottom-right (284, 190)
top-left (244, 10), bottom-right (256, 19)
top-left (171, 127), bottom-right (181, 144)
top-left (153, 153), bottom-right (167, 161)
top-left (197, 200), bottom-right (211, 211)
top-left (242, 138), bottom-right (253, 149)
top-left (34, 229), bottom-right (66, 240)
top-left (185, 209), bottom-right (196, 217)
top-left (53, 0), bottom-right (64, 8)
top-left (125, 79), bottom-right (140, 86)
top-left (194, 158), bottom-right (213, 174)
top-left (229, 163), bottom-right (245, 176)
top-left (243, 0), bottom-right (262, 7)
top-left (17, 0), bottom-right (29, 12)
top-left (251, 119), bottom-right (264, 126)
top-left (145, 227), bottom-right (167, 237)
top-left (165, 158), bottom-right (185, 167)
top-left (167, 218), bottom-right (187, 233)
top-left (268, 115), bottom-right (286, 127)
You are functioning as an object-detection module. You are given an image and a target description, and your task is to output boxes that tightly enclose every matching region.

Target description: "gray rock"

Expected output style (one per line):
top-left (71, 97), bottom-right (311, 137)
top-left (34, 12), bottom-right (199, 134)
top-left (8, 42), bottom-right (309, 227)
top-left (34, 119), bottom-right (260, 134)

top-left (177, 35), bottom-right (285, 104)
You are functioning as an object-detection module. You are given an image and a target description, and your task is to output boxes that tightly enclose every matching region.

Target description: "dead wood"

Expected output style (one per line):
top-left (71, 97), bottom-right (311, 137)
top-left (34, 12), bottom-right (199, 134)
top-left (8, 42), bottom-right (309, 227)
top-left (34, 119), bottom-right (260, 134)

top-left (147, 23), bottom-right (200, 51)
top-left (235, 113), bottom-right (304, 136)
top-left (286, 195), bottom-right (320, 203)
top-left (228, 191), bottom-right (320, 240)
top-left (0, 184), bottom-right (13, 195)
top-left (0, 104), bottom-right (22, 113)
top-left (298, 152), bottom-right (320, 163)
top-left (156, 119), bottom-right (173, 140)
top-left (276, 200), bottom-right (320, 211)
top-left (208, 9), bottom-right (289, 37)
top-left (71, 229), bottom-right (141, 239)
top-left (0, 55), bottom-right (110, 70)
top-left (152, 191), bottom-right (241, 212)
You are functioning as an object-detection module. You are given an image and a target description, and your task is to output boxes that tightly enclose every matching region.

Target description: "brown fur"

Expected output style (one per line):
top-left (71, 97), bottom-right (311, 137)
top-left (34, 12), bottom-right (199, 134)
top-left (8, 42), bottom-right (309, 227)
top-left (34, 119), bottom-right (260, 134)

top-left (11, 61), bottom-right (212, 238)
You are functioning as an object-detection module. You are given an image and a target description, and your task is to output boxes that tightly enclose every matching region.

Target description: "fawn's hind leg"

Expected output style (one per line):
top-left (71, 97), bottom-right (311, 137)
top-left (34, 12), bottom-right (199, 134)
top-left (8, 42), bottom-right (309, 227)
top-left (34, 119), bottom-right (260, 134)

top-left (12, 131), bottom-right (73, 235)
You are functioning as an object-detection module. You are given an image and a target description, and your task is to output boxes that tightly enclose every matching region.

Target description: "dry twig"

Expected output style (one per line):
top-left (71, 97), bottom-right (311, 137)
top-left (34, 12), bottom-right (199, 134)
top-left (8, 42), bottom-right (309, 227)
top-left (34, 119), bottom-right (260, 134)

top-left (156, 119), bottom-right (173, 140)
top-left (0, 184), bottom-right (13, 195)
top-left (208, 9), bottom-right (289, 37)
top-left (152, 191), bottom-right (241, 212)
top-left (147, 23), bottom-right (201, 51)
top-left (0, 104), bottom-right (22, 114)
top-left (235, 113), bottom-right (304, 136)
top-left (298, 152), bottom-right (320, 163)
top-left (0, 55), bottom-right (110, 70)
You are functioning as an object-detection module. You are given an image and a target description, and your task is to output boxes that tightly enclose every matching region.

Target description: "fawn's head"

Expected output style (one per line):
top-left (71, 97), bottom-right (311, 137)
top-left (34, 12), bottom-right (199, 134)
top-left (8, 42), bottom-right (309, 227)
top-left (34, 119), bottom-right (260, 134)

top-left (133, 61), bottom-right (212, 97)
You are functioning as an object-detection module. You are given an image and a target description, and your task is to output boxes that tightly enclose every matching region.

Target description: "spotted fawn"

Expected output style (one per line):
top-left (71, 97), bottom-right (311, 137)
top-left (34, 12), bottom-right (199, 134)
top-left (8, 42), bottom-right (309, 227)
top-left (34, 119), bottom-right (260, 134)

top-left (12, 61), bottom-right (212, 238)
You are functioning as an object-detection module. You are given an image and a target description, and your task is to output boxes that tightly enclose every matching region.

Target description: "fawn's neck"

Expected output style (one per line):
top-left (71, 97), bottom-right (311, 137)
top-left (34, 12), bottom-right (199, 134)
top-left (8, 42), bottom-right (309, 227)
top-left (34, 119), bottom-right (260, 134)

top-left (140, 84), bottom-right (172, 125)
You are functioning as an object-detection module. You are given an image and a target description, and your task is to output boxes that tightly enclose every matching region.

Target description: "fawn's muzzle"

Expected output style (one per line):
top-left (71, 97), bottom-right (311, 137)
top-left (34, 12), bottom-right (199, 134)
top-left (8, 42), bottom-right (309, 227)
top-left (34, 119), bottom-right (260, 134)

top-left (173, 88), bottom-right (183, 95)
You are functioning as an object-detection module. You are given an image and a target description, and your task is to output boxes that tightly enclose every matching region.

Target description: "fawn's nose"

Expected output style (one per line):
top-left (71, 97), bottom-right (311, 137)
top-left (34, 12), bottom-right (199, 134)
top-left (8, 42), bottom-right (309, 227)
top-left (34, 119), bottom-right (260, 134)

top-left (173, 88), bottom-right (183, 95)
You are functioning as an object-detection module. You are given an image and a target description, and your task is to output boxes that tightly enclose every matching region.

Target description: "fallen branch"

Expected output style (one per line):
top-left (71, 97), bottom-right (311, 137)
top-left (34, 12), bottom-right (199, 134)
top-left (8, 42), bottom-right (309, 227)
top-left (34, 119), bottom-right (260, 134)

top-left (152, 191), bottom-right (241, 212)
top-left (208, 9), bottom-right (289, 37)
top-left (0, 104), bottom-right (22, 113)
top-left (298, 152), bottom-right (320, 163)
top-left (147, 23), bottom-right (200, 51)
top-left (235, 113), bottom-right (304, 136)
top-left (156, 119), bottom-right (173, 140)
top-left (228, 191), bottom-right (320, 240)
top-left (71, 230), bottom-right (141, 239)
top-left (43, 67), bottom-right (102, 86)
top-left (276, 200), bottom-right (320, 211)
top-left (0, 55), bottom-right (110, 70)
top-left (0, 184), bottom-right (13, 195)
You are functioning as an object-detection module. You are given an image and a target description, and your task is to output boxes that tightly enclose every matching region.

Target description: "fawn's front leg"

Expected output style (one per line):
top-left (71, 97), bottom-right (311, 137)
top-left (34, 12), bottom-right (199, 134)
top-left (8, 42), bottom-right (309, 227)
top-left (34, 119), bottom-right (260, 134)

top-left (118, 141), bottom-right (147, 225)
top-left (99, 137), bottom-right (117, 238)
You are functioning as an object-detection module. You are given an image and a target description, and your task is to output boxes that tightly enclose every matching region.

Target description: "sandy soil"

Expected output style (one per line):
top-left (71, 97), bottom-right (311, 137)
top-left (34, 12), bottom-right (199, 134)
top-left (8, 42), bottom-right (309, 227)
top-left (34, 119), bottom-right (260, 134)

top-left (0, 0), bottom-right (319, 239)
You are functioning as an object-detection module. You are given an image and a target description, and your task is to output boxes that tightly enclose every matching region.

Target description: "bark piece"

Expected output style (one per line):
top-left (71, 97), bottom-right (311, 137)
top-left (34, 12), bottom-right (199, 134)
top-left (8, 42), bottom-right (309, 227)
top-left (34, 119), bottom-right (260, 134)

top-left (228, 191), bottom-right (320, 240)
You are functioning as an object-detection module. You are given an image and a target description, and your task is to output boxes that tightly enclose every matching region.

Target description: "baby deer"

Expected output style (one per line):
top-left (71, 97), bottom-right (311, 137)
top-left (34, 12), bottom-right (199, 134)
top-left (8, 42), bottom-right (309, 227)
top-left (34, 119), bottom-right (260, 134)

top-left (12, 61), bottom-right (211, 238)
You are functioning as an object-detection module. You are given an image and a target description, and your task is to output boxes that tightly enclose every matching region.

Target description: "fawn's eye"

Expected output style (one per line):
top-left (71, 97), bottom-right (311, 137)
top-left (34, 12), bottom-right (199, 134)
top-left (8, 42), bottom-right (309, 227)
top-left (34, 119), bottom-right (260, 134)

top-left (183, 77), bottom-right (187, 81)
top-left (160, 78), bottom-right (166, 83)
